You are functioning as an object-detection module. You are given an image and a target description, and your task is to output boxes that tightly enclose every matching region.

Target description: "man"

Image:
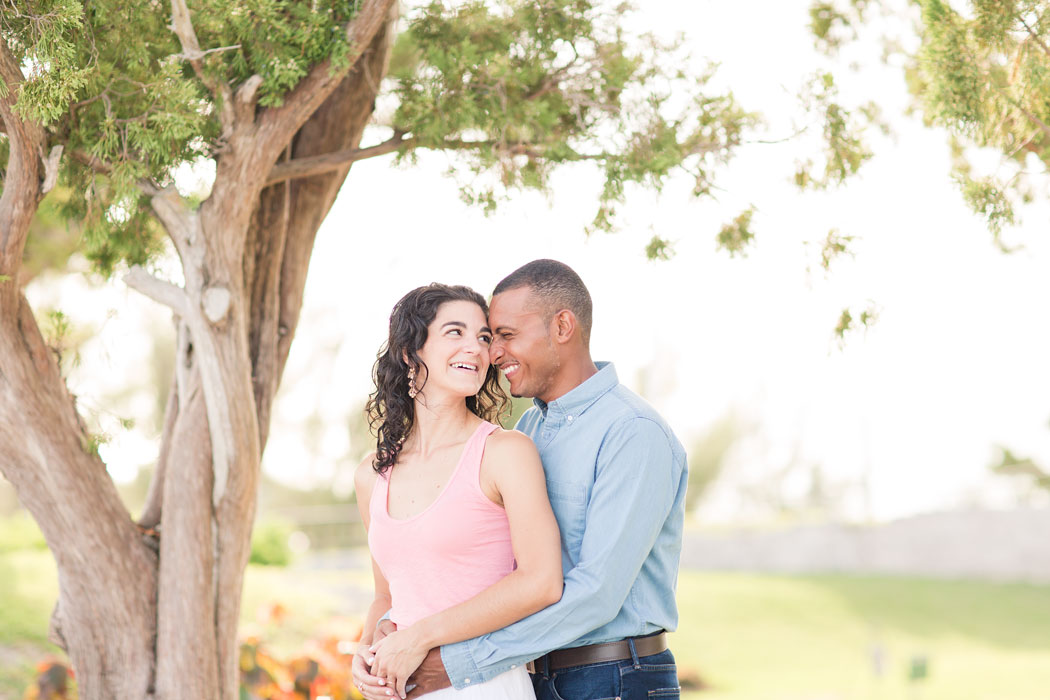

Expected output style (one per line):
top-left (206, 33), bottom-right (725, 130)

top-left (359, 259), bottom-right (688, 699)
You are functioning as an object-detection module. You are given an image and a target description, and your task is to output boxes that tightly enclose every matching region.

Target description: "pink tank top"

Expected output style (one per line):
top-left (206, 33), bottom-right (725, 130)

top-left (368, 421), bottom-right (514, 628)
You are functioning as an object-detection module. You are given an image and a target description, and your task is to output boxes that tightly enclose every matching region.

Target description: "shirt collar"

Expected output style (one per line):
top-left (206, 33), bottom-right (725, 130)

top-left (533, 361), bottom-right (618, 419)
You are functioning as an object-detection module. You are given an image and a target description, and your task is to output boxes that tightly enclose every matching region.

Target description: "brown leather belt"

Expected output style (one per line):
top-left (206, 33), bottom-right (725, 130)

top-left (525, 632), bottom-right (668, 674)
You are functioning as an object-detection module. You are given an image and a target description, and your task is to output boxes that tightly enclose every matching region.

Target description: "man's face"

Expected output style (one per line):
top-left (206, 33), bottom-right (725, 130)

top-left (488, 286), bottom-right (561, 400)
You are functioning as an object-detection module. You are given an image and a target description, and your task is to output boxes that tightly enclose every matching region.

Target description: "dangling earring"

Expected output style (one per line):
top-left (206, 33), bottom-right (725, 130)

top-left (407, 367), bottom-right (419, 399)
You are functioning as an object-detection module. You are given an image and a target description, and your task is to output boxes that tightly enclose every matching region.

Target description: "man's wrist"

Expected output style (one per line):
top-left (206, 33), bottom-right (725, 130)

top-left (440, 640), bottom-right (482, 690)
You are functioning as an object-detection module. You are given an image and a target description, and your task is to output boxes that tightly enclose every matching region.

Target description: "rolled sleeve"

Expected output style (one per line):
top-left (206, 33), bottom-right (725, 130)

top-left (440, 417), bottom-right (677, 688)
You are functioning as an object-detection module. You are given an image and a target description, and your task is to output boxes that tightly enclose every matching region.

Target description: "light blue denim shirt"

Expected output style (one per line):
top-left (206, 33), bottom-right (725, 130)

top-left (440, 362), bottom-right (688, 689)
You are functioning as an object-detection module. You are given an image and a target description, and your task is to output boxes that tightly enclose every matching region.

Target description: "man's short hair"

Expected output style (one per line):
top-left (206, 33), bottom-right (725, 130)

top-left (493, 259), bottom-right (593, 344)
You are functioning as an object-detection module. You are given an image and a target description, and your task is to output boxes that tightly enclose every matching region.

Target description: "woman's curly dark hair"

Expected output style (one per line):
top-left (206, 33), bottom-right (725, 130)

top-left (366, 283), bottom-right (509, 474)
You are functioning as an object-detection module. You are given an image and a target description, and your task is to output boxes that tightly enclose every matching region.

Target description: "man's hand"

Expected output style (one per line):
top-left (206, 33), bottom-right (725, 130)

top-left (374, 618), bottom-right (396, 644)
top-left (405, 647), bottom-right (452, 698)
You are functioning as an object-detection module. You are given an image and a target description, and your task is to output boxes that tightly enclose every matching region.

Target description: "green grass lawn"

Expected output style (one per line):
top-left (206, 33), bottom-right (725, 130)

top-left (2, 550), bottom-right (1049, 700)
top-left (671, 574), bottom-right (1050, 700)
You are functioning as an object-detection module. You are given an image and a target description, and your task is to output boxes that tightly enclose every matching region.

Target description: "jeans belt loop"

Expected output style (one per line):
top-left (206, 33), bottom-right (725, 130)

top-left (627, 637), bottom-right (641, 668)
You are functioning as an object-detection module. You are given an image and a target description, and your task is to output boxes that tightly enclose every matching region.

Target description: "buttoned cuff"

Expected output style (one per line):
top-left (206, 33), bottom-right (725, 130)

top-left (441, 640), bottom-right (481, 691)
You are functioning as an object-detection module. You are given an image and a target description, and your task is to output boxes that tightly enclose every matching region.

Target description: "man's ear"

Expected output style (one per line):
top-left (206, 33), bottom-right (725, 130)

top-left (552, 309), bottom-right (577, 345)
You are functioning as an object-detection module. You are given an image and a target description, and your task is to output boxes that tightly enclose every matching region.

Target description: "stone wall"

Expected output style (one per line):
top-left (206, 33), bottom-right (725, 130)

top-left (681, 508), bottom-right (1050, 583)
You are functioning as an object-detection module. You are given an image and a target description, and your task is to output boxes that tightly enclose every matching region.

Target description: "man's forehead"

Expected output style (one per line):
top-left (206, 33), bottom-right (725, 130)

top-left (490, 287), bottom-right (543, 323)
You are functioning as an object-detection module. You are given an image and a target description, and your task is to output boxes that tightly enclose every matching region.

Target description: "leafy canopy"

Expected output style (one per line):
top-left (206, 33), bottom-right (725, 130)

top-left (385, 0), bottom-right (758, 242)
top-left (1, 0), bottom-right (360, 272)
top-left (811, 0), bottom-right (1050, 249)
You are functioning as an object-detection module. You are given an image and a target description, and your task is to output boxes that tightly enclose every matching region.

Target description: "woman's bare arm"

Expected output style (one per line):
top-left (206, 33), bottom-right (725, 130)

top-left (351, 454), bottom-right (398, 700)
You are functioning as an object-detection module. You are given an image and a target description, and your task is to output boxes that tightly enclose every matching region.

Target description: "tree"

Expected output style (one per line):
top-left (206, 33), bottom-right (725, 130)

top-left (810, 0), bottom-right (1050, 249)
top-left (0, 1), bottom-right (796, 697)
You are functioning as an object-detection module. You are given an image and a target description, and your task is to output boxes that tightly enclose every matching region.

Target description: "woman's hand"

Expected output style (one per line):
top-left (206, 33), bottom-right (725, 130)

top-left (369, 628), bottom-right (430, 700)
top-left (352, 642), bottom-right (394, 700)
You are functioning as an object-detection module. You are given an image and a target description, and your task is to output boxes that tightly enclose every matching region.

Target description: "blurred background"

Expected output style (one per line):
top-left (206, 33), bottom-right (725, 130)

top-left (3, 0), bottom-right (1050, 698)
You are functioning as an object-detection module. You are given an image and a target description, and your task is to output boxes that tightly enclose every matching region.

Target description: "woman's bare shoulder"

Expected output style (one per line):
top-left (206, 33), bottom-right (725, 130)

top-left (354, 452), bottom-right (379, 490)
top-left (484, 428), bottom-right (540, 466)
top-left (487, 427), bottom-right (536, 450)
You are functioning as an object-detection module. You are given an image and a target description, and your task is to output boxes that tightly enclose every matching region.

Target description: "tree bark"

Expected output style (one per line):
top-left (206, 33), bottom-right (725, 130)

top-left (1, 35), bottom-right (157, 700)
top-left (1, 1), bottom-right (398, 696)
top-left (0, 296), bottom-right (159, 700)
top-left (147, 4), bottom-right (399, 699)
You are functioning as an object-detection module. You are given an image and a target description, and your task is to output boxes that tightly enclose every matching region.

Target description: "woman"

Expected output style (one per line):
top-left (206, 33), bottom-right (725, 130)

top-left (352, 283), bottom-right (562, 700)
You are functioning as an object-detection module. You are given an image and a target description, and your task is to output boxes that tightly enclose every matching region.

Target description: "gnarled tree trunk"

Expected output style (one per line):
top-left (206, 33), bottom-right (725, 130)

top-left (0, 2), bottom-right (398, 697)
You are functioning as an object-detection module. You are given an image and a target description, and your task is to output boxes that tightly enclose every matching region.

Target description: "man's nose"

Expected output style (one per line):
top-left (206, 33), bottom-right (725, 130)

top-left (489, 340), bottom-right (504, 364)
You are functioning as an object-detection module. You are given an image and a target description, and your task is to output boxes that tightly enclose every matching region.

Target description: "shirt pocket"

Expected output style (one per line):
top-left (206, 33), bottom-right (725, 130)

top-left (545, 479), bottom-right (589, 560)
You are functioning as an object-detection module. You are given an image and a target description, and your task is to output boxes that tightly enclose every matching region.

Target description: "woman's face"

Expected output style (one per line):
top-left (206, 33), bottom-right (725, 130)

top-left (413, 300), bottom-right (493, 400)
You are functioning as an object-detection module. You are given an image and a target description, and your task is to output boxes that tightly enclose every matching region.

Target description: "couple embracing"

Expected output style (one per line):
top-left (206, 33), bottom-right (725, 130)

top-left (352, 260), bottom-right (688, 700)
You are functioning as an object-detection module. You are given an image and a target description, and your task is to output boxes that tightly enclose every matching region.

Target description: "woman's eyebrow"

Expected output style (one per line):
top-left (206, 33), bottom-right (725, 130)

top-left (440, 321), bottom-right (466, 330)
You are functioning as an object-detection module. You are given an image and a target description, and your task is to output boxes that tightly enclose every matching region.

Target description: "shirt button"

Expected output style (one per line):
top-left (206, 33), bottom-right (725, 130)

top-left (510, 665), bottom-right (517, 669)
top-left (464, 678), bottom-right (471, 684)
top-left (566, 415), bottom-right (573, 421)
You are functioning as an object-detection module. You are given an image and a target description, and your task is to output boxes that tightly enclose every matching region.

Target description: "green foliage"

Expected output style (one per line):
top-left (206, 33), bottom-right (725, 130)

top-left (80, 430), bottom-right (109, 457)
top-left (817, 228), bottom-right (856, 272)
top-left (644, 234), bottom-right (674, 261)
top-left (955, 172), bottom-right (1015, 245)
top-left (2, 0), bottom-right (361, 275)
top-left (794, 72), bottom-right (876, 189)
top-left (991, 445), bottom-right (1050, 491)
top-left (388, 0), bottom-right (758, 237)
top-left (191, 0), bottom-right (360, 107)
top-left (913, 0), bottom-right (1050, 239)
top-left (3, 0), bottom-right (206, 273)
top-left (812, 0), bottom-right (1050, 243)
top-left (250, 518), bottom-right (294, 567)
top-left (833, 300), bottom-right (878, 344)
top-left (41, 308), bottom-right (81, 372)
top-left (715, 206), bottom-right (756, 257)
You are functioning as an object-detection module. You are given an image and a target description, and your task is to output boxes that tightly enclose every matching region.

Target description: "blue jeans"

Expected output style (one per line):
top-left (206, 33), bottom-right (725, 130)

top-left (530, 645), bottom-right (679, 700)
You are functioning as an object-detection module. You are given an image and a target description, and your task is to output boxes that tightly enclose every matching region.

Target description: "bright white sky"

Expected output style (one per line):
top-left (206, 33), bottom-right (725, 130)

top-left (27, 0), bottom-right (1050, 523)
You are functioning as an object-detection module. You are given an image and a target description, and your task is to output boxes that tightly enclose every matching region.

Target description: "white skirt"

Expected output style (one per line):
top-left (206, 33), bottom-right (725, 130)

top-left (420, 666), bottom-right (535, 699)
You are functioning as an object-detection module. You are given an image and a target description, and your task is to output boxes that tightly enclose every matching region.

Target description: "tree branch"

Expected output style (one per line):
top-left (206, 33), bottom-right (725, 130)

top-left (124, 265), bottom-right (190, 316)
top-left (69, 149), bottom-right (113, 175)
top-left (257, 0), bottom-right (397, 145)
top-left (0, 35), bottom-right (46, 269)
top-left (264, 131), bottom-right (413, 185)
top-left (148, 187), bottom-right (202, 269)
top-left (995, 83), bottom-right (1050, 139)
top-left (169, 0), bottom-right (235, 133)
top-left (1019, 16), bottom-right (1050, 60)
top-left (40, 145), bottom-right (64, 194)
top-left (263, 133), bottom-right (628, 184)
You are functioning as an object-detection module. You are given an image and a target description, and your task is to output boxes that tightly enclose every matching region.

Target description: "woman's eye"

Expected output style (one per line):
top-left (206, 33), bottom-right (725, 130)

top-left (480, 335), bottom-right (492, 344)
top-left (448, 329), bottom-right (461, 336)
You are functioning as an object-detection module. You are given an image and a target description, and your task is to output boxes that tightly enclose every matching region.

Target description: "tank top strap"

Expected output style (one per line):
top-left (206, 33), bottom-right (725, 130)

top-left (455, 420), bottom-right (499, 485)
